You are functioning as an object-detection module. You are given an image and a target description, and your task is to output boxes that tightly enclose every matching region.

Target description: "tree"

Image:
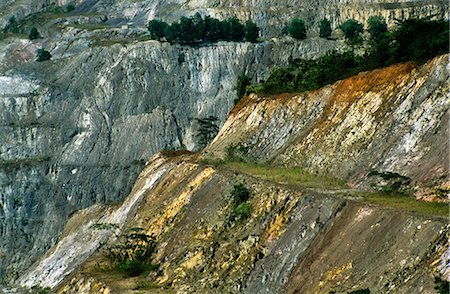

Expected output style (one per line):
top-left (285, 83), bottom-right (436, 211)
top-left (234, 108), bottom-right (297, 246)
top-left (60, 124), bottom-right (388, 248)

top-left (391, 18), bottom-right (448, 64)
top-left (29, 27), bottom-right (41, 40)
top-left (225, 17), bottom-right (245, 41)
top-left (205, 16), bottom-right (223, 41)
top-left (179, 16), bottom-right (197, 43)
top-left (367, 16), bottom-right (387, 40)
top-left (288, 18), bottom-right (307, 40)
top-left (165, 22), bottom-right (182, 43)
top-left (434, 276), bottom-right (450, 294)
top-left (235, 75), bottom-right (251, 101)
top-left (231, 182), bottom-right (250, 202)
top-left (3, 16), bottom-right (20, 33)
top-left (339, 19), bottom-right (364, 40)
top-left (195, 116), bottom-right (219, 149)
top-left (148, 19), bottom-right (168, 40)
top-left (319, 18), bottom-right (332, 38)
top-left (36, 48), bottom-right (51, 62)
top-left (66, 3), bottom-right (76, 12)
top-left (192, 12), bottom-right (206, 41)
top-left (244, 20), bottom-right (259, 42)
top-left (104, 228), bottom-right (158, 277)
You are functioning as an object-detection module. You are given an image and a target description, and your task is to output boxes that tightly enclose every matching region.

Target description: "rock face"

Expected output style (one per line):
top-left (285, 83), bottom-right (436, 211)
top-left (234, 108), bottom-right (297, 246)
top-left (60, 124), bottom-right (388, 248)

top-left (0, 34), bottom-right (341, 283)
top-left (207, 55), bottom-right (450, 193)
top-left (11, 56), bottom-right (449, 293)
top-left (18, 152), bottom-right (448, 293)
top-left (1, 0), bottom-right (448, 288)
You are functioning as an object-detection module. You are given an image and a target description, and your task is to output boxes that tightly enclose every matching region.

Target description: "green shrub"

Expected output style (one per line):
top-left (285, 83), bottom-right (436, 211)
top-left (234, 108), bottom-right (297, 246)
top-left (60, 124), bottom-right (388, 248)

top-left (29, 26), bottom-right (41, 40)
top-left (245, 20), bottom-right (259, 42)
top-left (367, 16), bottom-right (387, 40)
top-left (105, 228), bottom-right (158, 277)
top-left (434, 276), bottom-right (450, 294)
top-left (231, 182), bottom-right (250, 203)
top-left (367, 170), bottom-right (411, 182)
top-left (3, 16), bottom-right (20, 33)
top-left (225, 144), bottom-right (248, 161)
top-left (36, 48), bottom-right (51, 62)
top-left (195, 116), bottom-right (219, 149)
top-left (90, 222), bottom-right (119, 230)
top-left (37, 287), bottom-right (51, 294)
top-left (235, 75), bottom-right (251, 102)
top-left (319, 18), bottom-right (332, 38)
top-left (289, 18), bottom-right (307, 40)
top-left (117, 260), bottom-right (159, 277)
top-left (66, 3), bottom-right (76, 12)
top-left (234, 202), bottom-right (251, 219)
top-left (245, 83), bottom-right (264, 95)
top-left (339, 19), bottom-right (364, 40)
top-left (225, 144), bottom-right (237, 160)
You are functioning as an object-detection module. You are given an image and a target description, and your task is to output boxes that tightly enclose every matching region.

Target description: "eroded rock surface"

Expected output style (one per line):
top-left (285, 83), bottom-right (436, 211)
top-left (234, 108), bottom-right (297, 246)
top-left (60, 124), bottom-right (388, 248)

top-left (22, 152), bottom-right (447, 293)
top-left (207, 55), bottom-right (450, 193)
top-left (0, 37), bottom-right (343, 282)
top-left (1, 0), bottom-right (448, 289)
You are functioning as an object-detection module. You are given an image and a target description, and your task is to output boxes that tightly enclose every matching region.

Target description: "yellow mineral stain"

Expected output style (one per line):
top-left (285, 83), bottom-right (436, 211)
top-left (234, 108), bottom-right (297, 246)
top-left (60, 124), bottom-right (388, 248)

top-left (181, 250), bottom-right (204, 270)
top-left (265, 213), bottom-right (286, 243)
top-left (156, 274), bottom-right (169, 285)
top-left (323, 262), bottom-right (353, 281)
top-left (147, 167), bottom-right (215, 236)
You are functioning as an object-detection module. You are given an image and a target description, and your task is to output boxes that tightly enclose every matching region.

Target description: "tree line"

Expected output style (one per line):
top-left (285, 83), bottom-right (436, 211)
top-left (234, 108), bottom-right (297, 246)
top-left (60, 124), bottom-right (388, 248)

top-left (148, 12), bottom-right (259, 44)
top-left (241, 17), bottom-right (449, 96)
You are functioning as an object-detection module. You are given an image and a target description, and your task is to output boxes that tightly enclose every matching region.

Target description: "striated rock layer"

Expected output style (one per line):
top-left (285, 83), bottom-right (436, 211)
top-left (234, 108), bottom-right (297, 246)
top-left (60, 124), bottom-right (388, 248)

top-left (14, 55), bottom-right (449, 293)
top-left (19, 152), bottom-right (448, 293)
top-left (0, 37), bottom-right (340, 282)
top-left (207, 54), bottom-right (450, 194)
top-left (1, 0), bottom-right (448, 287)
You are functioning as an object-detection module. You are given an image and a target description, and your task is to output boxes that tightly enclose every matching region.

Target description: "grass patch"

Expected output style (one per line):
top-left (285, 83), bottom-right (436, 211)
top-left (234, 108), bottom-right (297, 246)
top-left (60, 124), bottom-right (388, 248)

top-left (222, 161), bottom-right (347, 190)
top-left (220, 161), bottom-right (448, 217)
top-left (360, 192), bottom-right (448, 217)
top-left (133, 279), bottom-right (161, 290)
top-left (73, 23), bottom-right (111, 31)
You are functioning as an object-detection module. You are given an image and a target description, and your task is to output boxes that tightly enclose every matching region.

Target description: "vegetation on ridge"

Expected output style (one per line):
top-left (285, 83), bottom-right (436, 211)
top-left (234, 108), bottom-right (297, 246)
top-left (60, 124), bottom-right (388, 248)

top-left (222, 161), bottom-right (347, 190)
top-left (242, 17), bottom-right (449, 96)
top-left (288, 17), bottom-right (307, 40)
top-left (216, 161), bottom-right (448, 217)
top-left (148, 13), bottom-right (260, 44)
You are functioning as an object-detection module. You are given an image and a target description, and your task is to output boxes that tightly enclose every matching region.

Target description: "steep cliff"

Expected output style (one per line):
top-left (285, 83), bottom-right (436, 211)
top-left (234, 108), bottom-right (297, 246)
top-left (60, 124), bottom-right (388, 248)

top-left (0, 37), bottom-right (342, 282)
top-left (207, 54), bottom-right (450, 197)
top-left (13, 56), bottom-right (449, 293)
top-left (1, 0), bottom-right (449, 288)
